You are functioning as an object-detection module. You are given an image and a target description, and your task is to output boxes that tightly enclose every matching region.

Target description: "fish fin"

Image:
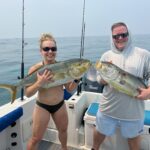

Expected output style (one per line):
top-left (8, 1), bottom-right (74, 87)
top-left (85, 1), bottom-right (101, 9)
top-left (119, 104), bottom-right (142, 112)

top-left (0, 84), bottom-right (17, 104)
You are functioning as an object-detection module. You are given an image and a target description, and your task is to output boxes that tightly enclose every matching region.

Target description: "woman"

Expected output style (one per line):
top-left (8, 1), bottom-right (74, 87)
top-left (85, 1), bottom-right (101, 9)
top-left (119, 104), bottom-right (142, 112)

top-left (26, 33), bottom-right (79, 150)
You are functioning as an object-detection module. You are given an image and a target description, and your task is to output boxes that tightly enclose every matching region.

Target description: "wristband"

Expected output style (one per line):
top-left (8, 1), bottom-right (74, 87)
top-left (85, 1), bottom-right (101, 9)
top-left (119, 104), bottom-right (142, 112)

top-left (74, 79), bottom-right (80, 83)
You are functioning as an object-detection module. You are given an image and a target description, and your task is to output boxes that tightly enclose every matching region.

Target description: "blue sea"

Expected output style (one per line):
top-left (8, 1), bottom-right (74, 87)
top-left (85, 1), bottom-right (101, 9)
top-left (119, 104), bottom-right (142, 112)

top-left (0, 35), bottom-right (150, 106)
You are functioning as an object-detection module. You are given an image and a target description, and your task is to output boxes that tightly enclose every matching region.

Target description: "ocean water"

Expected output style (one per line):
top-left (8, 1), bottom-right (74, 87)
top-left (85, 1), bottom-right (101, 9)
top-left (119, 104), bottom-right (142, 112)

top-left (0, 35), bottom-right (150, 106)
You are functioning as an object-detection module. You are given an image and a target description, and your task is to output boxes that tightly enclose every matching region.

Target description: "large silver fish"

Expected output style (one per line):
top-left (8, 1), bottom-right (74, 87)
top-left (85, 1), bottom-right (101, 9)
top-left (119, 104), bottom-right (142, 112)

top-left (95, 61), bottom-right (147, 97)
top-left (0, 58), bottom-right (92, 103)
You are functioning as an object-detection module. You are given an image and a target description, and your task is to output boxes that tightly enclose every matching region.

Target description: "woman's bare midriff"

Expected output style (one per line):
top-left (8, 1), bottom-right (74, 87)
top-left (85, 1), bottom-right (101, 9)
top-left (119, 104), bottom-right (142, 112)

top-left (37, 85), bottom-right (64, 105)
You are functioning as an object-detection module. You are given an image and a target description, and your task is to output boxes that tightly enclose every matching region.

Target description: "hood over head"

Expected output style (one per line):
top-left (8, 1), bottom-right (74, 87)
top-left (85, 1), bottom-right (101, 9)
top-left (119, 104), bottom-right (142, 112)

top-left (110, 22), bottom-right (133, 54)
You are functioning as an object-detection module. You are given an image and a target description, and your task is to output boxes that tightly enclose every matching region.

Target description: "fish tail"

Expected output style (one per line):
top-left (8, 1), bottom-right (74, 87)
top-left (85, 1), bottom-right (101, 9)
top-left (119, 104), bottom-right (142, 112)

top-left (0, 84), bottom-right (17, 104)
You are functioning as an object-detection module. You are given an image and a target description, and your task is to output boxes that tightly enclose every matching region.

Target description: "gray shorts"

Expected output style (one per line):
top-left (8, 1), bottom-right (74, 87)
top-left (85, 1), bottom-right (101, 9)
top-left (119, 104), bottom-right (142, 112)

top-left (96, 111), bottom-right (144, 138)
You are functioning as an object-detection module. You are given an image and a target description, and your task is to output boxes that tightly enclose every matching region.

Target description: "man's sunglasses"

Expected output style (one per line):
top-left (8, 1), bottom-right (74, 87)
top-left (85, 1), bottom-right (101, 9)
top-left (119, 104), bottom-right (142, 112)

top-left (112, 32), bottom-right (128, 40)
top-left (42, 47), bottom-right (57, 52)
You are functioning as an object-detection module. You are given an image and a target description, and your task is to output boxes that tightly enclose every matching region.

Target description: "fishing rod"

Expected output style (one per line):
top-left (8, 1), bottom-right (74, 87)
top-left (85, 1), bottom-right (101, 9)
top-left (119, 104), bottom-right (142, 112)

top-left (20, 0), bottom-right (25, 100)
top-left (77, 0), bottom-right (86, 95)
top-left (80, 0), bottom-right (86, 58)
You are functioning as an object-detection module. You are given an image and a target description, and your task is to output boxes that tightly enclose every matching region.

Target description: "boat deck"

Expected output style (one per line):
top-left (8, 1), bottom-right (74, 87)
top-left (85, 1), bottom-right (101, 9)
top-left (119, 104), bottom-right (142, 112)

top-left (38, 140), bottom-right (80, 150)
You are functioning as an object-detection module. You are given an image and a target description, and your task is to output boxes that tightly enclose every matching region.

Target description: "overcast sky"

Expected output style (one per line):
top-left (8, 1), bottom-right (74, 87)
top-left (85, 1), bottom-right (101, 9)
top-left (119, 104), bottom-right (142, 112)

top-left (0, 0), bottom-right (150, 39)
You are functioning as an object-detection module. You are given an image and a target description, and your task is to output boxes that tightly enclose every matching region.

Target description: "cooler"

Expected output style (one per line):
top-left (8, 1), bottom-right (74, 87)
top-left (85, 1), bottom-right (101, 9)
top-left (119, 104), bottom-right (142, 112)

top-left (83, 102), bottom-right (99, 149)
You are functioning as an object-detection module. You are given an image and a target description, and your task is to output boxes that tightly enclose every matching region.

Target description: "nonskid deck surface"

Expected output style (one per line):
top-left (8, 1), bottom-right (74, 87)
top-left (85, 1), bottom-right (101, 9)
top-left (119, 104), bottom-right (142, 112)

top-left (38, 140), bottom-right (80, 150)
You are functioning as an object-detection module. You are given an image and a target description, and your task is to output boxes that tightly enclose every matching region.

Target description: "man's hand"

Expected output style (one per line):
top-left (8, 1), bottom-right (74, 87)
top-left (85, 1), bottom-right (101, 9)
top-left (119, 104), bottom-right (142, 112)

top-left (136, 87), bottom-right (150, 100)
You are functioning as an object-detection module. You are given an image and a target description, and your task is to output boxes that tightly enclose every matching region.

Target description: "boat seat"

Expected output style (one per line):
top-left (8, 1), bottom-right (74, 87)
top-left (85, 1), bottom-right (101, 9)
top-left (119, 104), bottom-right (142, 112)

top-left (0, 107), bottom-right (23, 132)
top-left (86, 102), bottom-right (150, 126)
top-left (64, 89), bottom-right (72, 100)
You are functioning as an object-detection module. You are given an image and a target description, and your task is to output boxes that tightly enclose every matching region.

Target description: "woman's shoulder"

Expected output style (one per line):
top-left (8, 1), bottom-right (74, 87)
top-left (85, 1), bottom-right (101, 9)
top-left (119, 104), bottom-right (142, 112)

top-left (28, 62), bottom-right (43, 74)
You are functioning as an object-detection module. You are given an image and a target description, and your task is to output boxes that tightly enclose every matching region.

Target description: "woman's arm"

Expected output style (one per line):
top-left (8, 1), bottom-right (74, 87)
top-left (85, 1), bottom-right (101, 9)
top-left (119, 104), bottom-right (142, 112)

top-left (64, 79), bottom-right (80, 93)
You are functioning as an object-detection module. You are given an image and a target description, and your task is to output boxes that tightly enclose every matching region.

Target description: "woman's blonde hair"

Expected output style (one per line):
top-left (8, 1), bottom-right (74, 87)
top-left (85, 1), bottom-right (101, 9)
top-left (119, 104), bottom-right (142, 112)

top-left (39, 33), bottom-right (56, 48)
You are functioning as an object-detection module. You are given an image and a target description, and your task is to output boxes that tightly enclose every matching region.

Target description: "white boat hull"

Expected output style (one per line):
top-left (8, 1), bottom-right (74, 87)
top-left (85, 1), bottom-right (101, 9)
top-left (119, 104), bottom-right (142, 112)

top-left (0, 91), bottom-right (150, 150)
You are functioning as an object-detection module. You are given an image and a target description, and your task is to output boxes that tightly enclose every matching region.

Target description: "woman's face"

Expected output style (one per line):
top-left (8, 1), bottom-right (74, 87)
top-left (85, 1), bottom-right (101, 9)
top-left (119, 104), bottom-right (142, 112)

top-left (112, 25), bottom-right (128, 51)
top-left (40, 40), bottom-right (57, 63)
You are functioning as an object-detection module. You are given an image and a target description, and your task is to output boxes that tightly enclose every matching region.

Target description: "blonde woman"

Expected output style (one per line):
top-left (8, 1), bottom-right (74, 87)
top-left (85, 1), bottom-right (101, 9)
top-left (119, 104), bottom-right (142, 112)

top-left (26, 33), bottom-right (79, 150)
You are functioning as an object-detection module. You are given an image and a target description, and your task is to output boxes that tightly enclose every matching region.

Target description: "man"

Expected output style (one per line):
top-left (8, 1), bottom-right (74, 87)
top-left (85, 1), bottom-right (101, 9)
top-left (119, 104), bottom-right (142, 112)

top-left (92, 22), bottom-right (150, 150)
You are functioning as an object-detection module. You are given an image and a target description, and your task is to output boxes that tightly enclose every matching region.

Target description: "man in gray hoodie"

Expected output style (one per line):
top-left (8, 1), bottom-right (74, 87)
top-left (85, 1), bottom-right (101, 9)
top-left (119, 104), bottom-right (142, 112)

top-left (92, 22), bottom-right (150, 150)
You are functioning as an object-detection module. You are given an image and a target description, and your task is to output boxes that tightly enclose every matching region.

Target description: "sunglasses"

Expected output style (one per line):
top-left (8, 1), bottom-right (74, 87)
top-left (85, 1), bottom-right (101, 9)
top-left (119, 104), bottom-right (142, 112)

top-left (42, 47), bottom-right (57, 52)
top-left (112, 32), bottom-right (128, 40)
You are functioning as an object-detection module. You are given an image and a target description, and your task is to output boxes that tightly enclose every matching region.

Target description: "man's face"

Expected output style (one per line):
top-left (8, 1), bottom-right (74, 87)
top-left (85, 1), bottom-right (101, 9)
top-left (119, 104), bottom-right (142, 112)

top-left (112, 25), bottom-right (128, 51)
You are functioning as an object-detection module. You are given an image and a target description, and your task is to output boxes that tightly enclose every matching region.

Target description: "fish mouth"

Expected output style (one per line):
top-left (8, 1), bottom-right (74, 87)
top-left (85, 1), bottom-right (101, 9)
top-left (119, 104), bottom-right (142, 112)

top-left (68, 60), bottom-right (92, 79)
top-left (95, 61), bottom-right (119, 80)
top-left (95, 61), bottom-right (102, 70)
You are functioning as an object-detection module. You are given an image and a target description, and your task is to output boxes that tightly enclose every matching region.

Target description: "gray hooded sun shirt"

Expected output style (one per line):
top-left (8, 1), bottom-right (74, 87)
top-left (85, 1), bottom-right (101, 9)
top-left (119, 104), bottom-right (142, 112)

top-left (98, 28), bottom-right (150, 120)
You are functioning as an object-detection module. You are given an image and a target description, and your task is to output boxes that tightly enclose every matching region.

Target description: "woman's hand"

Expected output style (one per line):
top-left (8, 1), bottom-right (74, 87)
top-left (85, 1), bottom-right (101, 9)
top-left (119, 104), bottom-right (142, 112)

top-left (100, 79), bottom-right (107, 85)
top-left (36, 69), bottom-right (54, 87)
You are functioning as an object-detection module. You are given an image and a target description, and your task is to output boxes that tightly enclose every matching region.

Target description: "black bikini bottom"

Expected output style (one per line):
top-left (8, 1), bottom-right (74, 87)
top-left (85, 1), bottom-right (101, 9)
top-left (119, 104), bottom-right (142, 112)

top-left (36, 100), bottom-right (64, 114)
